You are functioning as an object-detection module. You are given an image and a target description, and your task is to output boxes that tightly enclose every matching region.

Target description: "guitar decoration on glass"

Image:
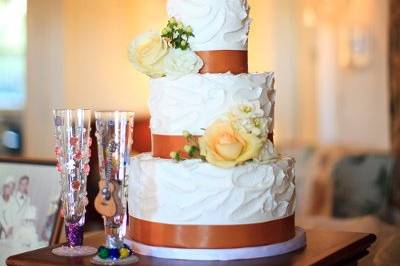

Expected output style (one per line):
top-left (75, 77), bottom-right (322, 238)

top-left (52, 109), bottom-right (97, 257)
top-left (91, 111), bottom-right (138, 265)
top-left (95, 179), bottom-right (120, 217)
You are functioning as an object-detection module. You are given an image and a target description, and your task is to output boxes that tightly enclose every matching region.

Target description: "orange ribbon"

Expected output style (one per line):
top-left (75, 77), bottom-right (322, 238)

top-left (152, 134), bottom-right (200, 159)
top-left (196, 50), bottom-right (248, 74)
top-left (152, 133), bottom-right (274, 159)
top-left (128, 215), bottom-right (295, 249)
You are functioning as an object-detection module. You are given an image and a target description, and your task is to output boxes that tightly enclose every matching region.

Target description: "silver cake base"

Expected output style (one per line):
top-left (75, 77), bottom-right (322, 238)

top-left (124, 227), bottom-right (306, 261)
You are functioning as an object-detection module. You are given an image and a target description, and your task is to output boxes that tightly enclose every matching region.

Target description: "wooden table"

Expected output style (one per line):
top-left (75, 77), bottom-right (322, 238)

top-left (6, 229), bottom-right (376, 266)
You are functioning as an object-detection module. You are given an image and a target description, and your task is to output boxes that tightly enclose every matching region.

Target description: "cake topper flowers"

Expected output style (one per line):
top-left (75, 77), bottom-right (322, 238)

top-left (161, 17), bottom-right (194, 50)
top-left (170, 101), bottom-right (279, 168)
top-left (129, 17), bottom-right (203, 78)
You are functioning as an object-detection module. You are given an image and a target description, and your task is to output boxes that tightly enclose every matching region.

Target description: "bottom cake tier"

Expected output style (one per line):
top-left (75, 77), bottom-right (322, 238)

top-left (127, 153), bottom-right (296, 249)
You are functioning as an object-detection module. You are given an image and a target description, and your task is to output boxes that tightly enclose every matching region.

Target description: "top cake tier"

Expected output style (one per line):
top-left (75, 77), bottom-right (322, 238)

top-left (167, 0), bottom-right (251, 51)
top-left (167, 0), bottom-right (251, 74)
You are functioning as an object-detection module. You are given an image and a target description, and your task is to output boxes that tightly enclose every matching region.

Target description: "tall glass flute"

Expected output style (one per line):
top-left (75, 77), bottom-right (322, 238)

top-left (91, 111), bottom-right (137, 265)
top-left (52, 109), bottom-right (97, 256)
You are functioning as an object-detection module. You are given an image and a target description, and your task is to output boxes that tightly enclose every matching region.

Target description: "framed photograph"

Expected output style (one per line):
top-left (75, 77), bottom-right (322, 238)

top-left (0, 157), bottom-right (62, 264)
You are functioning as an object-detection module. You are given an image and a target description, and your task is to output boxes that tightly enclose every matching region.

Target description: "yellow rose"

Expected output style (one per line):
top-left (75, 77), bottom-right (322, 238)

top-left (128, 31), bottom-right (169, 78)
top-left (199, 121), bottom-right (263, 168)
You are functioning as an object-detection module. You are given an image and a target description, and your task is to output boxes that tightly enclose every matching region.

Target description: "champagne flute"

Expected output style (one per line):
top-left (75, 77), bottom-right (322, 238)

top-left (52, 109), bottom-right (97, 256)
top-left (91, 111), bottom-right (138, 265)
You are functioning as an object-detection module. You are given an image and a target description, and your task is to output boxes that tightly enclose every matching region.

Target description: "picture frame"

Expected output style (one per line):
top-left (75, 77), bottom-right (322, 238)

top-left (0, 156), bottom-right (62, 264)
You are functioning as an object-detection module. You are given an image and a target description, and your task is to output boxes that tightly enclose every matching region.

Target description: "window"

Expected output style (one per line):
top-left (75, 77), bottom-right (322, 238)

top-left (0, 0), bottom-right (26, 110)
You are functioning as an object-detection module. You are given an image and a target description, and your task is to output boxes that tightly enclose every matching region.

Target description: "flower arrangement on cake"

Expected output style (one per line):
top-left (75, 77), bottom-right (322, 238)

top-left (169, 101), bottom-right (279, 168)
top-left (128, 17), bottom-right (203, 79)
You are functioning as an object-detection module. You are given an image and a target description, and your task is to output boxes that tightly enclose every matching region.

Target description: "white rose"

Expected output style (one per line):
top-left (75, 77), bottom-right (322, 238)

top-left (164, 48), bottom-right (203, 78)
top-left (255, 139), bottom-right (280, 163)
top-left (128, 31), bottom-right (169, 78)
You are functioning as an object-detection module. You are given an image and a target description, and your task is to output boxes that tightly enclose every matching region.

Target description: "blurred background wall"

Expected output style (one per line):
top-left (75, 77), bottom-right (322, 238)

top-left (25, 0), bottom-right (167, 158)
top-left (0, 0), bottom-right (390, 159)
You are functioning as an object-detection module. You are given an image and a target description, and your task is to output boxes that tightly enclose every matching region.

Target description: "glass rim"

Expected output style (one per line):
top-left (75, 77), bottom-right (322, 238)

top-left (53, 108), bottom-right (92, 112)
top-left (94, 110), bottom-right (135, 114)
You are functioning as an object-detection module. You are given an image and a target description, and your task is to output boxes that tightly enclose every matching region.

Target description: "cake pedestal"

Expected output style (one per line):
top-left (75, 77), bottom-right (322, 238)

top-left (125, 227), bottom-right (306, 261)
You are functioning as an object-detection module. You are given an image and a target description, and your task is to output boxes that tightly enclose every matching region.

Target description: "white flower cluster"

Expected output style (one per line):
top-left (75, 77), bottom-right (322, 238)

top-left (228, 101), bottom-right (268, 137)
top-left (226, 101), bottom-right (280, 163)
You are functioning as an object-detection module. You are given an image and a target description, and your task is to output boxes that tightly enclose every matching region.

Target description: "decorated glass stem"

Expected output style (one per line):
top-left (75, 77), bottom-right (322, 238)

top-left (92, 111), bottom-right (137, 265)
top-left (52, 109), bottom-right (97, 257)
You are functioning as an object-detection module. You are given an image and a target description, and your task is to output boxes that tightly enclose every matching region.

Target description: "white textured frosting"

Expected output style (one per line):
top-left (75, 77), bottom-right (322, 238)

top-left (149, 72), bottom-right (275, 135)
top-left (167, 0), bottom-right (251, 51)
top-left (128, 153), bottom-right (295, 225)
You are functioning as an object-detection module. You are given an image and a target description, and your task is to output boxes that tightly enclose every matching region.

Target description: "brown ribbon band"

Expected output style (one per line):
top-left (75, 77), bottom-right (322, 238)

top-left (128, 215), bottom-right (295, 249)
top-left (152, 133), bottom-right (274, 159)
top-left (196, 50), bottom-right (248, 74)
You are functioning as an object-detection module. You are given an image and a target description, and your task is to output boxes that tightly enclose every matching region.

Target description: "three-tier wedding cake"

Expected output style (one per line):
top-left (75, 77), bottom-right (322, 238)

top-left (127, 0), bottom-right (305, 260)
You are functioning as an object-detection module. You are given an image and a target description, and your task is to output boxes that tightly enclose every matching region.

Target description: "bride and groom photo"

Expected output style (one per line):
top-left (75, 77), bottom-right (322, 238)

top-left (0, 160), bottom-right (60, 265)
top-left (0, 175), bottom-right (33, 240)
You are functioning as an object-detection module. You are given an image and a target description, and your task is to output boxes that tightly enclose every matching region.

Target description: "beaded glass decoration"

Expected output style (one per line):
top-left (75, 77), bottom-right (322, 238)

top-left (52, 109), bottom-right (97, 257)
top-left (90, 244), bottom-right (138, 265)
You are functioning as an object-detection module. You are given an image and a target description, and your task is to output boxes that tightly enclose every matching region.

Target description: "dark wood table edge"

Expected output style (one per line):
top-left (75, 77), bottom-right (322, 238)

top-left (6, 243), bottom-right (63, 266)
top-left (312, 232), bottom-right (377, 265)
top-left (5, 231), bottom-right (378, 266)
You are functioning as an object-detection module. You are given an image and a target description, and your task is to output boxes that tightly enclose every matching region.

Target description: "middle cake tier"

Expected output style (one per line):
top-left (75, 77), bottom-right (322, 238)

top-left (149, 72), bottom-right (275, 136)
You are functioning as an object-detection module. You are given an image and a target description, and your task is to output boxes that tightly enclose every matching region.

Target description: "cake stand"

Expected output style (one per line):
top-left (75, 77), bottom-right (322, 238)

top-left (125, 227), bottom-right (306, 261)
